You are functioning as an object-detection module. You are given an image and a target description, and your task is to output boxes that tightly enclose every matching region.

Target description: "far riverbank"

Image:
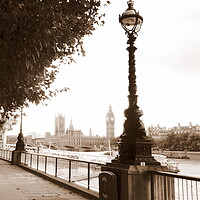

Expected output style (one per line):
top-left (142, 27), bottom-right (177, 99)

top-left (153, 150), bottom-right (200, 160)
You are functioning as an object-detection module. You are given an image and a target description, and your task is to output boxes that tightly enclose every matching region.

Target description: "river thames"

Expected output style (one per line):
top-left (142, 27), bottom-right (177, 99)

top-left (176, 158), bottom-right (200, 177)
top-left (153, 150), bottom-right (200, 177)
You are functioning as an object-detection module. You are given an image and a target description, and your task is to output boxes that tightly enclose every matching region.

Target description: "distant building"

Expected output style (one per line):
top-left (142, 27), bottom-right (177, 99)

top-left (106, 105), bottom-right (115, 139)
top-left (29, 136), bottom-right (45, 147)
top-left (44, 120), bottom-right (108, 149)
top-left (89, 128), bottom-right (92, 136)
top-left (28, 108), bottom-right (117, 149)
top-left (147, 122), bottom-right (200, 140)
top-left (26, 132), bottom-right (37, 145)
top-left (55, 113), bottom-right (65, 136)
top-left (147, 125), bottom-right (168, 140)
top-left (27, 132), bottom-right (37, 139)
top-left (168, 122), bottom-right (200, 135)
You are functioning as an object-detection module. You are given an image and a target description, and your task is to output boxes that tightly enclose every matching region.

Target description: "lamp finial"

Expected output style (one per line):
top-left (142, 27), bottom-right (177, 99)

top-left (127, 0), bottom-right (134, 9)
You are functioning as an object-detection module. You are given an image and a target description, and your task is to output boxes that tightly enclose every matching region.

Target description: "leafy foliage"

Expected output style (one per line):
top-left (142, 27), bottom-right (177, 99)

top-left (0, 0), bottom-right (110, 114)
top-left (154, 133), bottom-right (200, 151)
top-left (0, 112), bottom-right (19, 134)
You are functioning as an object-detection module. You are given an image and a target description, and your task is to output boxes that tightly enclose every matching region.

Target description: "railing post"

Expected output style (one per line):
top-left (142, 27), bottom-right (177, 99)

top-left (45, 156), bottom-right (47, 173)
top-left (151, 174), bottom-right (155, 200)
top-left (191, 180), bottom-right (193, 200)
top-left (55, 157), bottom-right (58, 177)
top-left (30, 154), bottom-right (32, 168)
top-left (69, 160), bottom-right (71, 182)
top-left (186, 180), bottom-right (189, 199)
top-left (24, 153), bottom-right (27, 165)
top-left (10, 151), bottom-right (12, 161)
top-left (195, 181), bottom-right (198, 200)
top-left (88, 163), bottom-right (90, 190)
top-left (37, 155), bottom-right (39, 170)
top-left (164, 176), bottom-right (167, 200)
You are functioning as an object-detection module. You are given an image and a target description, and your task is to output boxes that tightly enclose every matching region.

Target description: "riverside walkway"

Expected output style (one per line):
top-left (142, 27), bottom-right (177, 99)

top-left (0, 159), bottom-right (93, 200)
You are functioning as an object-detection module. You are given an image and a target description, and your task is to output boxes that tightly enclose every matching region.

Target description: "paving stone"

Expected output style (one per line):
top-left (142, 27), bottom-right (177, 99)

top-left (0, 159), bottom-right (91, 200)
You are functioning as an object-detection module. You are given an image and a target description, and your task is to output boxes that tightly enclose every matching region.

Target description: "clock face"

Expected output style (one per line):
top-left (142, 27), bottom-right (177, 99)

top-left (107, 116), bottom-right (114, 121)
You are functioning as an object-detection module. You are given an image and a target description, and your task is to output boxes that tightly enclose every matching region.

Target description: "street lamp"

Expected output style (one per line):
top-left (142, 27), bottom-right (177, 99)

top-left (114, 0), bottom-right (159, 165)
top-left (15, 107), bottom-right (25, 151)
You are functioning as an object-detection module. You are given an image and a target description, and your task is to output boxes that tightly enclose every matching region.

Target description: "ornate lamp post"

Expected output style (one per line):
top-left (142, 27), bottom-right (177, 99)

top-left (15, 107), bottom-right (25, 151)
top-left (114, 0), bottom-right (159, 165)
top-left (12, 107), bottom-right (25, 164)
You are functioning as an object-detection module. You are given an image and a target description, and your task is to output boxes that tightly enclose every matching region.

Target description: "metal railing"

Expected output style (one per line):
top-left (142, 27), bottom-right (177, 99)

top-left (0, 149), bottom-right (102, 191)
top-left (149, 171), bottom-right (200, 200)
top-left (0, 149), bottom-right (12, 161)
top-left (20, 151), bottom-right (103, 191)
top-left (1, 149), bottom-right (200, 200)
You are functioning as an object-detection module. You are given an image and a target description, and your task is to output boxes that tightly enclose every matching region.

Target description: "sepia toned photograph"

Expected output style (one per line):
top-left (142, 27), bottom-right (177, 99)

top-left (0, 0), bottom-right (200, 199)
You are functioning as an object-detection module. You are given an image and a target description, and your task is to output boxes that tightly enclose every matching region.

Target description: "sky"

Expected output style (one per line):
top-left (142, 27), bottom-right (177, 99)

top-left (8, 0), bottom-right (200, 137)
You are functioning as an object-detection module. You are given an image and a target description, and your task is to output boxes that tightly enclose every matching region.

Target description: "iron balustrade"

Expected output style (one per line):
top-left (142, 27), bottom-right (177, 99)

top-left (149, 171), bottom-right (200, 200)
top-left (0, 149), bottom-right (12, 161)
top-left (0, 149), bottom-right (102, 191)
top-left (19, 151), bottom-right (103, 191)
top-left (0, 148), bottom-right (200, 199)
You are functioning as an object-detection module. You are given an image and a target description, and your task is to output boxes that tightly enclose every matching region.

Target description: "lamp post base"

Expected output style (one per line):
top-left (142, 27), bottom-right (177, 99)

top-left (100, 162), bottom-right (165, 200)
top-left (112, 138), bottom-right (160, 165)
top-left (11, 150), bottom-right (25, 165)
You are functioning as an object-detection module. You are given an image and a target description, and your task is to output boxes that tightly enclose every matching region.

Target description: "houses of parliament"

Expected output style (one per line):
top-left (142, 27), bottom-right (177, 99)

top-left (43, 105), bottom-right (115, 149)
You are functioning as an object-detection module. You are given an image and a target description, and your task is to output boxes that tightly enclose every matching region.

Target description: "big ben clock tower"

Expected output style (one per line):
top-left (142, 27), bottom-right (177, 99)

top-left (106, 105), bottom-right (115, 139)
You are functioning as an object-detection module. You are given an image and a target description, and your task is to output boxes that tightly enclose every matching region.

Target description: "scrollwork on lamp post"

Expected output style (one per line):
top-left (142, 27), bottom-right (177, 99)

top-left (113, 0), bottom-right (159, 165)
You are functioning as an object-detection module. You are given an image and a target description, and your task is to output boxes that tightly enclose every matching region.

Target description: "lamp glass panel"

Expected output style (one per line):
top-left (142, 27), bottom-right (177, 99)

top-left (122, 16), bottom-right (137, 26)
top-left (135, 18), bottom-right (142, 32)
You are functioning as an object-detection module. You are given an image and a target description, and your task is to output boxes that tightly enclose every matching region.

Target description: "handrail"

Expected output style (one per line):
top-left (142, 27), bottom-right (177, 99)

top-left (1, 149), bottom-right (199, 182)
top-left (1, 148), bottom-right (200, 200)
top-left (23, 151), bottom-right (105, 166)
top-left (0, 149), bottom-right (103, 191)
top-left (149, 170), bottom-right (200, 182)
top-left (20, 151), bottom-right (103, 191)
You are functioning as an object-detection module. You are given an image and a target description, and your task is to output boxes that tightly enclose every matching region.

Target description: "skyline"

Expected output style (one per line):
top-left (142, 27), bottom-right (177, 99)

top-left (8, 0), bottom-right (200, 137)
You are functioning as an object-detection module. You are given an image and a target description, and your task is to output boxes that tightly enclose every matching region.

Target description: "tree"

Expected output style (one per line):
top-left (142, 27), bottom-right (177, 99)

top-left (0, 0), bottom-right (110, 114)
top-left (0, 111), bottom-right (19, 147)
top-left (155, 132), bottom-right (200, 151)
